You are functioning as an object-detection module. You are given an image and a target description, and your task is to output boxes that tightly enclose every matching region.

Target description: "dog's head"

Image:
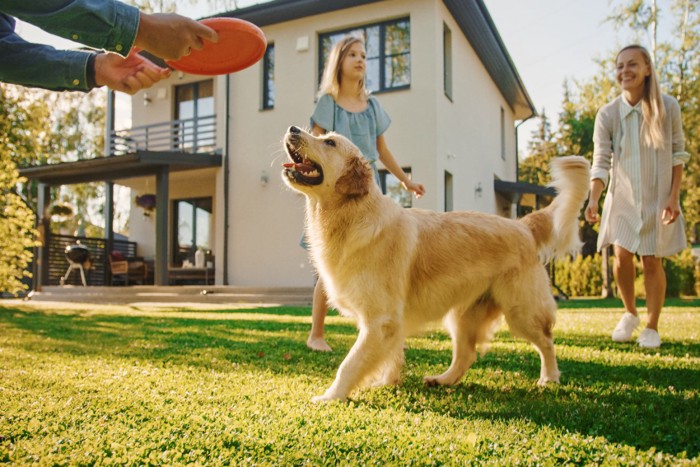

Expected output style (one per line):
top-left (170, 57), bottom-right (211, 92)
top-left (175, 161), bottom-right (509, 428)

top-left (282, 126), bottom-right (374, 200)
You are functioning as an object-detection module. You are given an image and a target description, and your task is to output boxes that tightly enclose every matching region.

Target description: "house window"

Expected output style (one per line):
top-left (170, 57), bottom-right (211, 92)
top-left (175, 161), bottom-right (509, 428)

top-left (319, 17), bottom-right (411, 93)
top-left (172, 197), bottom-right (212, 266)
top-left (500, 107), bottom-right (506, 160)
top-left (444, 170), bottom-right (453, 212)
top-left (379, 168), bottom-right (413, 208)
top-left (175, 80), bottom-right (215, 151)
top-left (262, 43), bottom-right (275, 110)
top-left (443, 23), bottom-right (452, 100)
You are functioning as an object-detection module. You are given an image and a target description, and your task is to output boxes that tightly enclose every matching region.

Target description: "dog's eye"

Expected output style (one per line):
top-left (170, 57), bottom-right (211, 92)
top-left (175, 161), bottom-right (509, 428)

top-left (324, 139), bottom-right (336, 147)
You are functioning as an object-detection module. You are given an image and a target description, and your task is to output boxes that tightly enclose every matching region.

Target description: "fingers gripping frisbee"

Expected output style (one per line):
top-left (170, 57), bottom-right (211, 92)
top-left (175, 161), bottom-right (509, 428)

top-left (167, 18), bottom-right (267, 75)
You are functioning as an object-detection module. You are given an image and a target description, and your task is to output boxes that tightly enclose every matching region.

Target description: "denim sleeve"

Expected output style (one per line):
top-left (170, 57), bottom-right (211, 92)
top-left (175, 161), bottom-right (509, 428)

top-left (0, 13), bottom-right (94, 91)
top-left (1, 0), bottom-right (140, 56)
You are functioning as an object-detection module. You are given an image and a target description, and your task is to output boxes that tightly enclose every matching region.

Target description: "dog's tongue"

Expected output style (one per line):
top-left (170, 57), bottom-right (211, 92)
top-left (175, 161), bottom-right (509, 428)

top-left (284, 162), bottom-right (317, 174)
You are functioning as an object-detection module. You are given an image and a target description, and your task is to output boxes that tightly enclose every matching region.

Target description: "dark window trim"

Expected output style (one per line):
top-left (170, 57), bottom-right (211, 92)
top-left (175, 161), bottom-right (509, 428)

top-left (378, 167), bottom-right (413, 208)
top-left (443, 23), bottom-right (453, 101)
top-left (261, 42), bottom-right (275, 110)
top-left (171, 196), bottom-right (213, 266)
top-left (175, 80), bottom-right (214, 120)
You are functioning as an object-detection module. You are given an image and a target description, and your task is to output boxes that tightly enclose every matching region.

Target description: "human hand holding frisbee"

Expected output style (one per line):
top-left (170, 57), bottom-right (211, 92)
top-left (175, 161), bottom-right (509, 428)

top-left (167, 18), bottom-right (267, 75)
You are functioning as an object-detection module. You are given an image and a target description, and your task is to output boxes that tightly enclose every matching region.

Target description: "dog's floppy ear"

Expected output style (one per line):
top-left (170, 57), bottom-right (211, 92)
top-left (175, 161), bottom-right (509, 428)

top-left (335, 155), bottom-right (372, 197)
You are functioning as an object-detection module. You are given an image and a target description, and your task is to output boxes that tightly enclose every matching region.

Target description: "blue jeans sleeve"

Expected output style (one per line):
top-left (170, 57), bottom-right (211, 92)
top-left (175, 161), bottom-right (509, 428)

top-left (1, 0), bottom-right (140, 56)
top-left (0, 13), bottom-right (93, 91)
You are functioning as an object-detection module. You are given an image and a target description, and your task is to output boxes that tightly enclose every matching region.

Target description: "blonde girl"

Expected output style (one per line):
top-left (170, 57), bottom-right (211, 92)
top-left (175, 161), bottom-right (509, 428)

top-left (306, 35), bottom-right (425, 352)
top-left (585, 44), bottom-right (690, 348)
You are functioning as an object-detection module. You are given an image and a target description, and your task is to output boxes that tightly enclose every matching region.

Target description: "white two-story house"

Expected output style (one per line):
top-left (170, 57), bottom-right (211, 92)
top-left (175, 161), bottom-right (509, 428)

top-left (23, 0), bottom-right (538, 289)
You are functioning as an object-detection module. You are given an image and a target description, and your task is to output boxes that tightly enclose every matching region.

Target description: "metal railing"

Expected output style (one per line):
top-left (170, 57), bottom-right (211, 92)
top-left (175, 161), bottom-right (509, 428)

top-left (109, 115), bottom-right (216, 155)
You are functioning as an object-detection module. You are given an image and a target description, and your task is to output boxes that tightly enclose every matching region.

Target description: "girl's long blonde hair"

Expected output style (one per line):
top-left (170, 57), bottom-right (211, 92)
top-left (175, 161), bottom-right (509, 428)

top-left (317, 35), bottom-right (369, 101)
top-left (617, 44), bottom-right (666, 149)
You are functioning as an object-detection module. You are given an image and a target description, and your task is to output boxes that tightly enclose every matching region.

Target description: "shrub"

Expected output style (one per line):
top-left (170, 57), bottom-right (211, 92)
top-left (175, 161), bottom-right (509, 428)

top-left (552, 254), bottom-right (603, 297)
top-left (664, 249), bottom-right (698, 298)
top-left (624, 250), bottom-right (697, 299)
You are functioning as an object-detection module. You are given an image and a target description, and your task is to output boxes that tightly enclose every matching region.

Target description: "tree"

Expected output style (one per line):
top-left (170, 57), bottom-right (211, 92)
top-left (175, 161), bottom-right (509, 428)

top-left (0, 85), bottom-right (40, 294)
top-left (519, 108), bottom-right (558, 185)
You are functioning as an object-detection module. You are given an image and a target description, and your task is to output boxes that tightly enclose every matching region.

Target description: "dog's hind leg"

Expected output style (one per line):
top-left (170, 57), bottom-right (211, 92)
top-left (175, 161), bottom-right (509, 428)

top-left (312, 316), bottom-right (403, 402)
top-left (424, 299), bottom-right (501, 387)
top-left (500, 268), bottom-right (561, 385)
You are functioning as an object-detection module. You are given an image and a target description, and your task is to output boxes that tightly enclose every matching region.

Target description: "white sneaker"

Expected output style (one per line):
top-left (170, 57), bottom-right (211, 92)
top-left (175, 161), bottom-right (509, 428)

top-left (611, 312), bottom-right (640, 342)
top-left (637, 328), bottom-right (661, 348)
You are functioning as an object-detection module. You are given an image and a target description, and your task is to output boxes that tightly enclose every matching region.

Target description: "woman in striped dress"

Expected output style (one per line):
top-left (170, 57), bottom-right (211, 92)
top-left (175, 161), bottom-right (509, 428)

top-left (584, 45), bottom-right (690, 348)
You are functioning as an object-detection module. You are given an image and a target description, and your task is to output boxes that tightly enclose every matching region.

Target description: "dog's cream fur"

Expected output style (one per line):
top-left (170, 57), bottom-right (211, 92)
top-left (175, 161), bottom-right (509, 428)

top-left (282, 126), bottom-right (590, 402)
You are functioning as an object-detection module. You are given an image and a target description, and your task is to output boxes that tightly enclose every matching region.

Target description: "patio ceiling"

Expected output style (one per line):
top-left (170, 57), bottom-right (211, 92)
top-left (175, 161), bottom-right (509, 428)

top-left (19, 151), bottom-right (222, 186)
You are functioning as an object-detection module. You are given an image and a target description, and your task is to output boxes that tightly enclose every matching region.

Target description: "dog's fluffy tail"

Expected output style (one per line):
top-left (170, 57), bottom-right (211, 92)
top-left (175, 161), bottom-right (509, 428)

top-left (520, 155), bottom-right (590, 263)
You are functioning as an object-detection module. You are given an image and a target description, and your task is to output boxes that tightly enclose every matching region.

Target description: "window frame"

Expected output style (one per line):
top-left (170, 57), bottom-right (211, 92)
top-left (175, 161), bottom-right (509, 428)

top-left (318, 17), bottom-right (411, 94)
top-left (171, 196), bottom-right (213, 267)
top-left (500, 106), bottom-right (506, 160)
top-left (378, 167), bottom-right (414, 208)
top-left (443, 23), bottom-right (452, 101)
top-left (261, 42), bottom-right (275, 110)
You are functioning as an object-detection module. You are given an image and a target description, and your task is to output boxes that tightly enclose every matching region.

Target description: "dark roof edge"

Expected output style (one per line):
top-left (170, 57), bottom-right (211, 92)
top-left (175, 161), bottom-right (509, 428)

top-left (210, 0), bottom-right (381, 27)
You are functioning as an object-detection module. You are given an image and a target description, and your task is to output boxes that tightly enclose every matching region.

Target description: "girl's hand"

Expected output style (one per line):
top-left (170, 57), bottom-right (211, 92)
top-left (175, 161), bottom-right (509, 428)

top-left (402, 180), bottom-right (425, 198)
top-left (662, 196), bottom-right (681, 225)
top-left (584, 199), bottom-right (600, 223)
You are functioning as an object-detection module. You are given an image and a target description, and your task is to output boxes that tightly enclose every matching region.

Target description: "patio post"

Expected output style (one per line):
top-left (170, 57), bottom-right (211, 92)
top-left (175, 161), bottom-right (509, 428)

top-left (154, 167), bottom-right (169, 285)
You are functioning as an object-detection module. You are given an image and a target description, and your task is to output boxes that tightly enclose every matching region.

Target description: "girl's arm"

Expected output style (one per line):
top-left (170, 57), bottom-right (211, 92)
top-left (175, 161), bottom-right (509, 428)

top-left (376, 134), bottom-right (425, 198)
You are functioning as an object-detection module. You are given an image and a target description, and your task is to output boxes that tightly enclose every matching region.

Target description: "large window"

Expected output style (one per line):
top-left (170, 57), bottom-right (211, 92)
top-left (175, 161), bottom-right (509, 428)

top-left (319, 18), bottom-right (411, 93)
top-left (172, 197), bottom-right (212, 266)
top-left (379, 168), bottom-right (414, 208)
top-left (175, 80), bottom-right (214, 151)
top-left (261, 43), bottom-right (275, 110)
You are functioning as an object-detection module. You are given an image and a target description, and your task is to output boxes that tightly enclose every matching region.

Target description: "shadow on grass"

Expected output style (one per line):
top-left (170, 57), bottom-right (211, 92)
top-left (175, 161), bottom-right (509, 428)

top-left (559, 297), bottom-right (700, 309)
top-left (2, 304), bottom-right (698, 458)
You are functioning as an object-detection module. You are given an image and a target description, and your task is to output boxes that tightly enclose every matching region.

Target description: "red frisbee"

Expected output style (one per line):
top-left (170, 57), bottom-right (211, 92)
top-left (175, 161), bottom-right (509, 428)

top-left (167, 17), bottom-right (267, 75)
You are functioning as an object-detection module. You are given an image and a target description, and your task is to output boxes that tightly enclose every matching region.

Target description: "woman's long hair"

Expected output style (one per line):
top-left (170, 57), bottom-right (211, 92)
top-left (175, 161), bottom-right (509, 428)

top-left (317, 35), bottom-right (368, 101)
top-left (617, 45), bottom-right (665, 149)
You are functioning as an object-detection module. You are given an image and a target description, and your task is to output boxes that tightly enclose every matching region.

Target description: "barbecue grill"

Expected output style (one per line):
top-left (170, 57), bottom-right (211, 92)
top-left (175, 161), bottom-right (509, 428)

top-left (60, 243), bottom-right (90, 286)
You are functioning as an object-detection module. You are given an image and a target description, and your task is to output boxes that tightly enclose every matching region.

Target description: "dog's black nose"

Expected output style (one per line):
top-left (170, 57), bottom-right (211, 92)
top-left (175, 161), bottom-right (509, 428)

top-left (289, 126), bottom-right (300, 134)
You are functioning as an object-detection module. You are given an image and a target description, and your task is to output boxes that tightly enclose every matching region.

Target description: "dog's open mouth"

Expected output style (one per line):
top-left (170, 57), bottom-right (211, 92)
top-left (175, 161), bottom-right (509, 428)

top-left (283, 141), bottom-right (323, 186)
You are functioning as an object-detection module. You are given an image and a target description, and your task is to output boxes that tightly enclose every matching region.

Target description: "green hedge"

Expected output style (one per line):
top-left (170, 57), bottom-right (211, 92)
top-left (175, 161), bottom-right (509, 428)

top-left (552, 249), bottom-right (699, 298)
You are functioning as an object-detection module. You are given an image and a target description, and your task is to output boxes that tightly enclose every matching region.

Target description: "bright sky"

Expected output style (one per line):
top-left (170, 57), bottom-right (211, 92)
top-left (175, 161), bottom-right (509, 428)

top-left (13, 0), bottom-right (672, 154)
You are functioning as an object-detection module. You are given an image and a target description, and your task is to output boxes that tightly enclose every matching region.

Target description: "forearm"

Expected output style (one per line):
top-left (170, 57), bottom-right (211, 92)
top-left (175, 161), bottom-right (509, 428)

top-left (2, 0), bottom-right (140, 56)
top-left (378, 150), bottom-right (410, 184)
top-left (0, 25), bottom-right (94, 91)
top-left (588, 179), bottom-right (605, 203)
top-left (669, 164), bottom-right (683, 201)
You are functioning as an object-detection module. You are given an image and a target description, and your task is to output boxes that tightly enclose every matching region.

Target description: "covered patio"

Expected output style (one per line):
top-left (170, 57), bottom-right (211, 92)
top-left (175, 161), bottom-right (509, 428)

top-left (20, 150), bottom-right (222, 289)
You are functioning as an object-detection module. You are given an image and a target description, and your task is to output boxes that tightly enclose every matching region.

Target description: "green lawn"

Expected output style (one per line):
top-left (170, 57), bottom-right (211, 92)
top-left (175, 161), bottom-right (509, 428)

top-left (1, 299), bottom-right (698, 465)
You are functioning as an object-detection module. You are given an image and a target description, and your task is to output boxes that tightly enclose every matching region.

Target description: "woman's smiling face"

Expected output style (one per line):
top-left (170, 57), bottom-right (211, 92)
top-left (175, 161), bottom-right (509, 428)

top-left (616, 48), bottom-right (650, 94)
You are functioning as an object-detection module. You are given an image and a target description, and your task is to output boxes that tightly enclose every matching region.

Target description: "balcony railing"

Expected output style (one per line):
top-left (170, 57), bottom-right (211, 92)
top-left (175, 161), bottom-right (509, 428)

top-left (110, 115), bottom-right (216, 155)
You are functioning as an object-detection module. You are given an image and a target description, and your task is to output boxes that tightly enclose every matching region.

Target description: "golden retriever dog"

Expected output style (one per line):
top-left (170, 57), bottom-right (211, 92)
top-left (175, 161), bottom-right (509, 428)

top-left (282, 126), bottom-right (590, 402)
